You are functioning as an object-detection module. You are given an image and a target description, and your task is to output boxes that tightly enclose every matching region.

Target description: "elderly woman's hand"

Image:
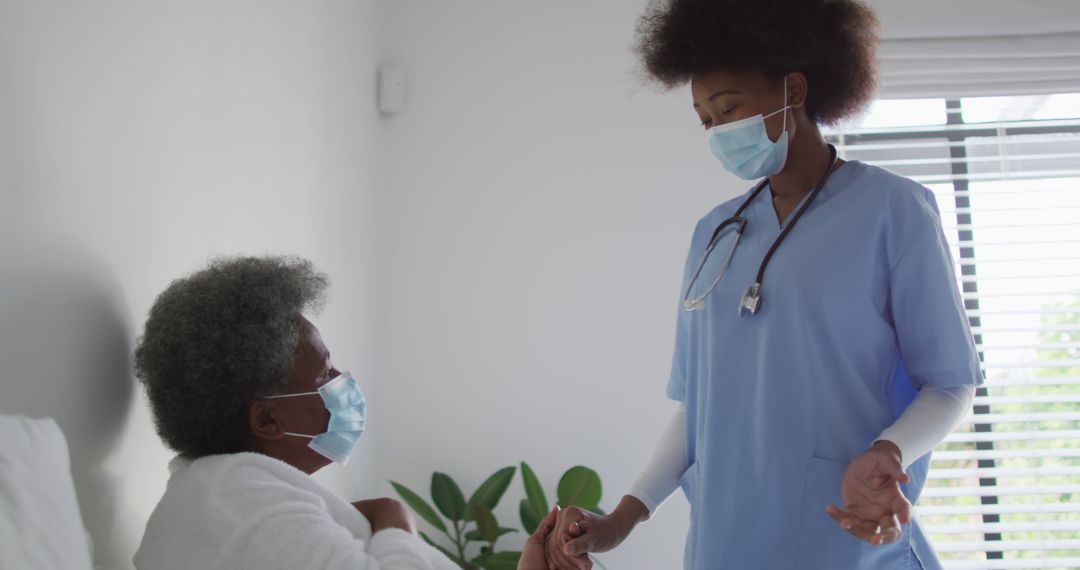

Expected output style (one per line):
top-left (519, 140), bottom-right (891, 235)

top-left (519, 506), bottom-right (558, 570)
top-left (353, 498), bottom-right (417, 535)
top-left (520, 506), bottom-right (591, 570)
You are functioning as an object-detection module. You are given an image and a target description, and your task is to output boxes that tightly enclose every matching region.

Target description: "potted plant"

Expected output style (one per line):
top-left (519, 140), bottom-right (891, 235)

top-left (390, 463), bottom-right (604, 570)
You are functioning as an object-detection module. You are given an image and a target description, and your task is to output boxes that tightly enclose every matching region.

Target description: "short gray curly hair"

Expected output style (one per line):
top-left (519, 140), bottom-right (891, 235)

top-left (134, 256), bottom-right (328, 458)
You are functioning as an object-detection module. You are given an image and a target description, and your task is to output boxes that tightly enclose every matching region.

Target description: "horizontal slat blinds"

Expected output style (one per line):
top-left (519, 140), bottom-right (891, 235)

top-left (870, 0), bottom-right (1080, 98)
top-left (825, 93), bottom-right (1080, 568)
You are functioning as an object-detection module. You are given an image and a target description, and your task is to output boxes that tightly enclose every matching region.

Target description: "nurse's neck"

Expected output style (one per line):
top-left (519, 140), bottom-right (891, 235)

top-left (767, 126), bottom-right (842, 225)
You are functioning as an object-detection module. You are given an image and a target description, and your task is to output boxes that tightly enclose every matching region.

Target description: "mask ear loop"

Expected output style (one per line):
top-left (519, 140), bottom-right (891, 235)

top-left (782, 78), bottom-right (788, 136)
top-left (762, 78), bottom-right (792, 139)
top-left (263, 390), bottom-right (325, 439)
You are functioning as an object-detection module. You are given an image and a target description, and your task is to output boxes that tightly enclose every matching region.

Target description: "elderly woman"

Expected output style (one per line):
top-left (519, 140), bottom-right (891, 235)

top-left (133, 256), bottom-right (562, 570)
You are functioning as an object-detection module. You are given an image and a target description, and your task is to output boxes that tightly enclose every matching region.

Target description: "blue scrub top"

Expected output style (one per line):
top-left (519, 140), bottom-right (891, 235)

top-left (668, 161), bottom-right (982, 570)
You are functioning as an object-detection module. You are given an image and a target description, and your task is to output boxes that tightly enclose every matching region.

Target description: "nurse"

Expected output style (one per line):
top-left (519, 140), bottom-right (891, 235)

top-left (545, 0), bottom-right (982, 568)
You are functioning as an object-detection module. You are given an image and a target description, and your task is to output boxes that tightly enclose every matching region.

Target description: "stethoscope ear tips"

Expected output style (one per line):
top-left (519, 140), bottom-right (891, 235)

top-left (683, 299), bottom-right (706, 312)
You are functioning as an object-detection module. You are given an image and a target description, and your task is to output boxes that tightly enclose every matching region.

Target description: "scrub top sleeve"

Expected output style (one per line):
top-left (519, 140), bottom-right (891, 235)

top-left (889, 191), bottom-right (983, 390)
top-left (667, 221), bottom-right (706, 402)
top-left (666, 310), bottom-right (689, 402)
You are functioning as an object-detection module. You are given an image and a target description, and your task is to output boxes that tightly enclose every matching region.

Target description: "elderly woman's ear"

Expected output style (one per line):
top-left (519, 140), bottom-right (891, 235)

top-left (249, 401), bottom-right (285, 442)
top-left (246, 399), bottom-right (320, 473)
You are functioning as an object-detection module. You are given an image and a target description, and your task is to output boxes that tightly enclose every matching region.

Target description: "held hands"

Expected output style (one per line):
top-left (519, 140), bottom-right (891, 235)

top-left (826, 441), bottom-right (912, 546)
top-left (352, 499), bottom-right (593, 570)
top-left (520, 506), bottom-right (588, 570)
top-left (544, 496), bottom-right (648, 570)
top-left (544, 507), bottom-right (602, 570)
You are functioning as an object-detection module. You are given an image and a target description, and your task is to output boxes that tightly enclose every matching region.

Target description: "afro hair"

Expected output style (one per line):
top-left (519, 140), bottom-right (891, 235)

top-left (635, 0), bottom-right (880, 125)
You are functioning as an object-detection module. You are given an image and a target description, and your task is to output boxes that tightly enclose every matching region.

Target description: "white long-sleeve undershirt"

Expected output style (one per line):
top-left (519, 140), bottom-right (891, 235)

top-left (626, 404), bottom-right (688, 515)
top-left (626, 385), bottom-right (975, 515)
top-left (878, 384), bottom-right (975, 470)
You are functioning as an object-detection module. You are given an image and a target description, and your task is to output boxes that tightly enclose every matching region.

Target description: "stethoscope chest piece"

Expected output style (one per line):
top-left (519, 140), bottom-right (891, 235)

top-left (738, 283), bottom-right (762, 318)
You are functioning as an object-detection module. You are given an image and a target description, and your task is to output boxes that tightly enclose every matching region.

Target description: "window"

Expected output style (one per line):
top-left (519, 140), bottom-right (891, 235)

top-left (825, 94), bottom-right (1080, 569)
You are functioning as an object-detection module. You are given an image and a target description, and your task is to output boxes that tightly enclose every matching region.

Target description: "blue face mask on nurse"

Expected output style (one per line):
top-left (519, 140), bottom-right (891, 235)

top-left (693, 72), bottom-right (825, 227)
top-left (705, 80), bottom-right (794, 180)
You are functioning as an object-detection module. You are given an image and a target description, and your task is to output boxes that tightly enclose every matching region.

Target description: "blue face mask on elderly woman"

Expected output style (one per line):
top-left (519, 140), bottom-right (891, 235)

top-left (264, 372), bottom-right (366, 465)
top-left (706, 81), bottom-right (793, 180)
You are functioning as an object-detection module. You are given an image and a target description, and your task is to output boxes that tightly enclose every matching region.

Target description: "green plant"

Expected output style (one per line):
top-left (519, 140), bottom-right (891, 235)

top-left (390, 463), bottom-right (605, 570)
top-left (518, 462), bottom-right (603, 533)
top-left (391, 467), bottom-right (521, 570)
top-left (519, 463), bottom-right (607, 570)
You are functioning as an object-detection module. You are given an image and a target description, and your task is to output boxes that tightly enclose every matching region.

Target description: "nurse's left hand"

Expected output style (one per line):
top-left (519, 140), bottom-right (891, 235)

top-left (826, 505), bottom-right (902, 546)
top-left (828, 440), bottom-right (912, 546)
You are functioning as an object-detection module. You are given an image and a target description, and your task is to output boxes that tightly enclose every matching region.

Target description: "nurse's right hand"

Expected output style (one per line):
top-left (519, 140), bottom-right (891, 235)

top-left (545, 496), bottom-right (648, 569)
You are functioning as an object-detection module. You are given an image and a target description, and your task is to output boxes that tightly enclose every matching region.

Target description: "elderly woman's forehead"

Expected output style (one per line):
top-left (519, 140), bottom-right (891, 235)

top-left (296, 317), bottom-right (328, 354)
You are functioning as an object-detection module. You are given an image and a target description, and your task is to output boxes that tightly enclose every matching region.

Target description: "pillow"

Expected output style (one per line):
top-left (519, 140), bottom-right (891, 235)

top-left (0, 414), bottom-right (93, 570)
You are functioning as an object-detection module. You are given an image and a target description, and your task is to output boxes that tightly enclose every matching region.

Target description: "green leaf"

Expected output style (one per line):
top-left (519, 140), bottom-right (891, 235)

top-left (519, 498), bottom-right (540, 534)
top-left (556, 466), bottom-right (602, 511)
top-left (519, 462), bottom-right (549, 520)
top-left (419, 531), bottom-right (462, 566)
top-left (431, 472), bottom-right (467, 522)
top-left (390, 481), bottom-right (447, 534)
top-left (465, 528), bottom-right (518, 542)
top-left (475, 551), bottom-right (522, 570)
top-left (463, 466), bottom-right (516, 521)
top-left (419, 531), bottom-right (437, 547)
top-left (474, 505), bottom-right (499, 543)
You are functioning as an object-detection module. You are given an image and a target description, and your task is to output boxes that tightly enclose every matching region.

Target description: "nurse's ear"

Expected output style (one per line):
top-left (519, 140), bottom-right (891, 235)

top-left (784, 72), bottom-right (809, 111)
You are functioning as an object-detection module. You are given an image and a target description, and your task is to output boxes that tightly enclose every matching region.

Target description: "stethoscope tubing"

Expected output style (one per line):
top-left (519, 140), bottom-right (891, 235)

top-left (683, 144), bottom-right (840, 314)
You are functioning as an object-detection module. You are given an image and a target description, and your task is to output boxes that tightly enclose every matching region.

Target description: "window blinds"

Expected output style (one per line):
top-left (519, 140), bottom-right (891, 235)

top-left (825, 93), bottom-right (1080, 569)
top-left (870, 0), bottom-right (1080, 99)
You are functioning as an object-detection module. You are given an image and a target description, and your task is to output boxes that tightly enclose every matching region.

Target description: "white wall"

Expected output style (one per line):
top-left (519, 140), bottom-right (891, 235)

top-left (374, 2), bottom-right (744, 567)
top-left (0, 1), bottom-right (381, 568)
top-left (1, 1), bottom-right (752, 568)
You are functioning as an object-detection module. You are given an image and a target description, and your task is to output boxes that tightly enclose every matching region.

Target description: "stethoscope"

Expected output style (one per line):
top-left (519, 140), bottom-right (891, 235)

top-left (682, 144), bottom-right (839, 317)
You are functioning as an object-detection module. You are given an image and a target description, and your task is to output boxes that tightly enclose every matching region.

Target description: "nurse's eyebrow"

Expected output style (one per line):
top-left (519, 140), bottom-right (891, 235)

top-left (693, 89), bottom-right (742, 108)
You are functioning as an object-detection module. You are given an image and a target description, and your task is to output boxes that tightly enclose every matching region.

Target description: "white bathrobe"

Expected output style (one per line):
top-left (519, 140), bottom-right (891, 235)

top-left (134, 452), bottom-right (458, 570)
